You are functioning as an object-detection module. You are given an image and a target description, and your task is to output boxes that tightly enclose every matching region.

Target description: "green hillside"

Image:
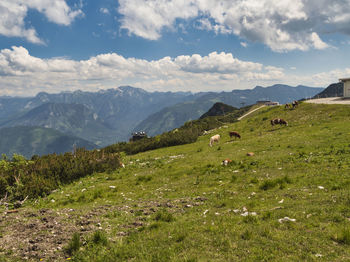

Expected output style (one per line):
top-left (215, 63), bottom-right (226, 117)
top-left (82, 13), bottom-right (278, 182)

top-left (1, 103), bottom-right (350, 261)
top-left (0, 126), bottom-right (97, 158)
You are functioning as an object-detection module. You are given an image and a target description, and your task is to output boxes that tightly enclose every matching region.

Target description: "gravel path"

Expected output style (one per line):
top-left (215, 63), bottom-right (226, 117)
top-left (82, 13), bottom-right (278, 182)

top-left (237, 105), bottom-right (266, 120)
top-left (304, 97), bottom-right (350, 104)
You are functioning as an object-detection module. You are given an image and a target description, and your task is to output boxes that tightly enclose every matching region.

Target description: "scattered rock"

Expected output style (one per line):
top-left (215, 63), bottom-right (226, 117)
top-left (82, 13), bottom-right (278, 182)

top-left (278, 217), bottom-right (296, 223)
top-left (246, 152), bottom-right (254, 157)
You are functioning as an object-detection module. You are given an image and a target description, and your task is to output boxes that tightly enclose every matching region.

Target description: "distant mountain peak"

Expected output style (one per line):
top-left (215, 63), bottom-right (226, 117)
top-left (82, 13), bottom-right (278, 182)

top-left (200, 102), bottom-right (237, 119)
top-left (313, 82), bottom-right (343, 98)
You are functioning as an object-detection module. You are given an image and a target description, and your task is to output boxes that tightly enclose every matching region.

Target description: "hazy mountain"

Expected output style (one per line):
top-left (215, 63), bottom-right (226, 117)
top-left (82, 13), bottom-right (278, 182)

top-left (0, 126), bottom-right (96, 159)
top-left (0, 96), bottom-right (32, 125)
top-left (1, 103), bottom-right (117, 146)
top-left (0, 86), bottom-right (197, 142)
top-left (312, 82), bottom-right (343, 98)
top-left (0, 85), bottom-right (323, 143)
top-left (134, 84), bottom-right (323, 136)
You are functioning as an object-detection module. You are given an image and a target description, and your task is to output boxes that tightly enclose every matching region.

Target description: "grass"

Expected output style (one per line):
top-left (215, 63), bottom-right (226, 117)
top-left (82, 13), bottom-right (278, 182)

top-left (2, 102), bottom-right (350, 261)
top-left (65, 232), bottom-right (81, 256)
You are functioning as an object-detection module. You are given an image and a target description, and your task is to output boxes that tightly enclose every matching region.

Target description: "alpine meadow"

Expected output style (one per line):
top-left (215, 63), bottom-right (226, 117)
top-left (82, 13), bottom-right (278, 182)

top-left (1, 0), bottom-right (350, 261)
top-left (1, 102), bottom-right (350, 261)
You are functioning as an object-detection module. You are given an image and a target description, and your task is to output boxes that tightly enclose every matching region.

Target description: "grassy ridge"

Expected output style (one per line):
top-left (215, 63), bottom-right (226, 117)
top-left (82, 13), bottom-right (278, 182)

top-left (2, 102), bottom-right (350, 261)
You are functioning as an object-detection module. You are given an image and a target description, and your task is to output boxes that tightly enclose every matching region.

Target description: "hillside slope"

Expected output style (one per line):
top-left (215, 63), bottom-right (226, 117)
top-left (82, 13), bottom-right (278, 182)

top-left (134, 84), bottom-right (323, 136)
top-left (1, 103), bottom-right (350, 261)
top-left (2, 103), bottom-right (116, 146)
top-left (313, 82), bottom-right (343, 98)
top-left (0, 126), bottom-right (96, 158)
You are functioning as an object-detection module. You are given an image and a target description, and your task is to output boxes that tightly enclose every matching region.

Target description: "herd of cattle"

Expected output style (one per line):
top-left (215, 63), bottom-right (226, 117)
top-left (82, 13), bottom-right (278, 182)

top-left (208, 101), bottom-right (297, 148)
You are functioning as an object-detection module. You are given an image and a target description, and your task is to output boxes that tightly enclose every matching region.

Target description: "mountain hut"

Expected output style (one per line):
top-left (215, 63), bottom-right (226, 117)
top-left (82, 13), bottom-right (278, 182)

top-left (339, 78), bottom-right (350, 98)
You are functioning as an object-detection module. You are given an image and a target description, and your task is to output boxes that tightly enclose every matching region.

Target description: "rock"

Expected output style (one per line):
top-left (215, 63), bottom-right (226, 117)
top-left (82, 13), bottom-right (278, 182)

top-left (247, 152), bottom-right (254, 156)
top-left (278, 217), bottom-right (296, 223)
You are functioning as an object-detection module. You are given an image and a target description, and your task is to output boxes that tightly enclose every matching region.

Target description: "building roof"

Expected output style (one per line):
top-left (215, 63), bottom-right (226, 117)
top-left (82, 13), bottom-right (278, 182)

top-left (339, 78), bottom-right (350, 82)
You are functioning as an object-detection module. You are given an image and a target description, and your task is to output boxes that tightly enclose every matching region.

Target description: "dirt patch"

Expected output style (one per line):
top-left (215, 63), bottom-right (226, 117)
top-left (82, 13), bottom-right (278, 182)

top-left (0, 197), bottom-right (207, 261)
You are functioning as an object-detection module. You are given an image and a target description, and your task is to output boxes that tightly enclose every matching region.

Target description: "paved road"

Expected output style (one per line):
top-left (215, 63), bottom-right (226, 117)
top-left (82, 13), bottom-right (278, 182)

top-left (304, 97), bottom-right (350, 104)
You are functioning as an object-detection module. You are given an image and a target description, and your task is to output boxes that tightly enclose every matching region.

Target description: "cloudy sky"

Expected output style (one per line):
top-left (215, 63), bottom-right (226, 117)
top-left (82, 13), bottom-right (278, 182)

top-left (1, 0), bottom-right (350, 96)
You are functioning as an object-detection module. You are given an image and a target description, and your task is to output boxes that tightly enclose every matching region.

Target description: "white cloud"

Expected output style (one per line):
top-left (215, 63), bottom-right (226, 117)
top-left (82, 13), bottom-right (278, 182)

top-left (100, 8), bottom-right (110, 15)
top-left (116, 0), bottom-right (350, 52)
top-left (240, 42), bottom-right (248, 48)
top-left (0, 0), bottom-right (83, 44)
top-left (2, 46), bottom-right (349, 97)
top-left (0, 46), bottom-right (287, 95)
top-left (118, 0), bottom-right (198, 40)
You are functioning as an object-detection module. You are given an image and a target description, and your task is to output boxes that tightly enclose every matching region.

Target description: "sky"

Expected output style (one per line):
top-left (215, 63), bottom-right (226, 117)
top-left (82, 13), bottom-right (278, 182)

top-left (1, 0), bottom-right (350, 96)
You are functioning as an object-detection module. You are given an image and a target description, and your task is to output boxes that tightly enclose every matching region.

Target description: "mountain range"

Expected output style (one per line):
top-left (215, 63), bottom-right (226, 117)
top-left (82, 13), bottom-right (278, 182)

top-left (0, 84), bottom-right (324, 157)
top-left (134, 84), bottom-right (324, 136)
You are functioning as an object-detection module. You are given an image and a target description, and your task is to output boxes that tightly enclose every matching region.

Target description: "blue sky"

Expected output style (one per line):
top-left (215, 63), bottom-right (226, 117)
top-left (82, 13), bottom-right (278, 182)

top-left (1, 0), bottom-right (350, 96)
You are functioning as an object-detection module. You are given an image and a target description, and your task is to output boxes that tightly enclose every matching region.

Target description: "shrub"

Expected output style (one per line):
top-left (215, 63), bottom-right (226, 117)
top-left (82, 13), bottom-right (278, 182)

top-left (332, 227), bottom-right (350, 245)
top-left (0, 148), bottom-right (122, 201)
top-left (154, 209), bottom-right (174, 222)
top-left (65, 232), bottom-right (81, 255)
top-left (259, 176), bottom-right (292, 191)
top-left (92, 230), bottom-right (108, 246)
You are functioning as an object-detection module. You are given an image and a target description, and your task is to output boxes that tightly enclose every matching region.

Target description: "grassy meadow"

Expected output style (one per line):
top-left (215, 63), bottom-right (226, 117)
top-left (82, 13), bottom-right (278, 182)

top-left (1, 102), bottom-right (350, 261)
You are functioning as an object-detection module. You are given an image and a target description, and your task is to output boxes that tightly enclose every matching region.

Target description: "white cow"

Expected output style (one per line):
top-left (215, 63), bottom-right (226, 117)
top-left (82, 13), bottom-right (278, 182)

top-left (209, 134), bottom-right (220, 147)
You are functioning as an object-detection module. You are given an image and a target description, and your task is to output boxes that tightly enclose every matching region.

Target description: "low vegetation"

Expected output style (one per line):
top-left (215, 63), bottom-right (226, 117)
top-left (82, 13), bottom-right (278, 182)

top-left (1, 102), bottom-right (350, 261)
top-left (0, 149), bottom-right (122, 201)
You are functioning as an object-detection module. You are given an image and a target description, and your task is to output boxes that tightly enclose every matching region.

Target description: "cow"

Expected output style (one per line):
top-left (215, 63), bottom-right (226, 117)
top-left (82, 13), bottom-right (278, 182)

top-left (271, 118), bottom-right (288, 126)
top-left (209, 134), bottom-right (220, 147)
top-left (292, 100), bottom-right (299, 108)
top-left (229, 131), bottom-right (241, 139)
top-left (222, 159), bottom-right (232, 166)
top-left (285, 104), bottom-right (291, 109)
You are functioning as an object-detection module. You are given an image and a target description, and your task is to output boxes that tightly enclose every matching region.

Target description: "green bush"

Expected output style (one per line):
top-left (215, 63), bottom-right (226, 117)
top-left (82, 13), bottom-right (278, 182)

top-left (92, 230), bottom-right (108, 246)
top-left (0, 148), bottom-right (122, 201)
top-left (65, 232), bottom-right (81, 255)
top-left (154, 209), bottom-right (174, 222)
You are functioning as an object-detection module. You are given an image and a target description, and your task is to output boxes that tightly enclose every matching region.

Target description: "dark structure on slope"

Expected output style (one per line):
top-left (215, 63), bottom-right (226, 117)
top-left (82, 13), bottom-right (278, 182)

top-left (130, 131), bottom-right (148, 142)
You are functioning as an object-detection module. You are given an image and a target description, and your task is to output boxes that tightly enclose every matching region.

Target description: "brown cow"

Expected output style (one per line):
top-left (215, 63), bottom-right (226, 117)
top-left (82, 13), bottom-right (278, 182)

top-left (229, 131), bottom-right (241, 139)
top-left (271, 118), bottom-right (288, 126)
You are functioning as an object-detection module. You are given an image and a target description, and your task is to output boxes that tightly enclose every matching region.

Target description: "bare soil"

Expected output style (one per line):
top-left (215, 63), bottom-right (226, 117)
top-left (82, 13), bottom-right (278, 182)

top-left (0, 197), bottom-right (206, 261)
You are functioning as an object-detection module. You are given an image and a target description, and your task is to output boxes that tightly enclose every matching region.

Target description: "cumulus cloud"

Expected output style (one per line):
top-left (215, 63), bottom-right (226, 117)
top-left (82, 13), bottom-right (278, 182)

top-left (117, 0), bottom-right (350, 52)
top-left (0, 46), bottom-right (288, 95)
top-left (0, 0), bottom-right (83, 44)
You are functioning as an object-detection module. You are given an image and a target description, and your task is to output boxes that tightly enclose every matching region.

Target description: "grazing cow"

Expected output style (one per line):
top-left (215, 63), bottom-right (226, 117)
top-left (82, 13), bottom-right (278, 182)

top-left (222, 159), bottom-right (232, 166)
top-left (229, 131), bottom-right (241, 139)
top-left (209, 134), bottom-right (220, 147)
top-left (271, 118), bottom-right (288, 126)
top-left (285, 104), bottom-right (291, 109)
top-left (292, 100), bottom-right (299, 108)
